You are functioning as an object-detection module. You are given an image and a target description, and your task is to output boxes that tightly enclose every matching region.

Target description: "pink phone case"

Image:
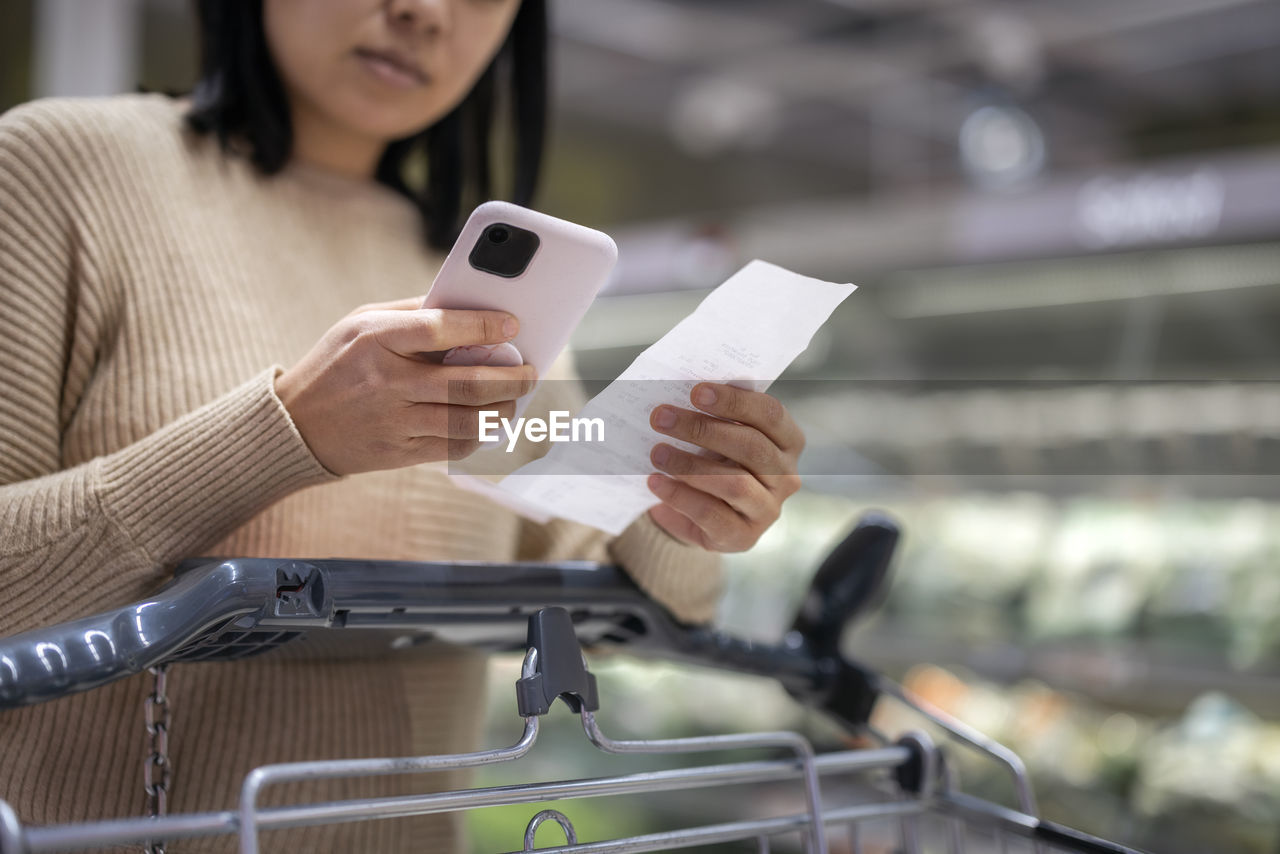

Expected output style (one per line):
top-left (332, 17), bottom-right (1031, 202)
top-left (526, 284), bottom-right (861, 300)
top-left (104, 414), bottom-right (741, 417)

top-left (422, 201), bottom-right (617, 381)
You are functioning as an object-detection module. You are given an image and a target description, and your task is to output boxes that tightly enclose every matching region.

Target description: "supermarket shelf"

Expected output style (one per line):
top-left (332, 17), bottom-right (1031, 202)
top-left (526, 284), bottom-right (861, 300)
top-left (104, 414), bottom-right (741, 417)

top-left (849, 624), bottom-right (1280, 718)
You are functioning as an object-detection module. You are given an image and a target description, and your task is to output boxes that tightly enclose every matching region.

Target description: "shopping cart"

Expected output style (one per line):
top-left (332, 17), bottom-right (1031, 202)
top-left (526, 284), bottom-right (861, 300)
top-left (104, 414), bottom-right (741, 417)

top-left (0, 512), bottom-right (1149, 854)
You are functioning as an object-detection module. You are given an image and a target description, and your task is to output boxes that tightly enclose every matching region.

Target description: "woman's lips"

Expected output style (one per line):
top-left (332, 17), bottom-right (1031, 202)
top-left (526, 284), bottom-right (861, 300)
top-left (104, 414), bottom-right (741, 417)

top-left (354, 47), bottom-right (428, 89)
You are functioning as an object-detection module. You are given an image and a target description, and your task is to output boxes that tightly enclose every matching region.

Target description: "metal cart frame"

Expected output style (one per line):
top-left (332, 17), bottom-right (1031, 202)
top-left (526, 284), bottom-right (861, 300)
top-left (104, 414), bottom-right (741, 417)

top-left (0, 513), bottom-right (1148, 854)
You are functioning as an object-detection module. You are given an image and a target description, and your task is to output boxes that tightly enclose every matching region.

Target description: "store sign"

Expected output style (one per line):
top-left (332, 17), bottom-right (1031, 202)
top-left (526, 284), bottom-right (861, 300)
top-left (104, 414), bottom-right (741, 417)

top-left (1074, 169), bottom-right (1225, 249)
top-left (950, 149), bottom-right (1280, 264)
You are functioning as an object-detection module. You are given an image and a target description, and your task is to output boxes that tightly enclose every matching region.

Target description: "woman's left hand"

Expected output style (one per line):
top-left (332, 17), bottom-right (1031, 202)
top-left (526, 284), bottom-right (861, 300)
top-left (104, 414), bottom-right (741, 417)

top-left (647, 383), bottom-right (804, 552)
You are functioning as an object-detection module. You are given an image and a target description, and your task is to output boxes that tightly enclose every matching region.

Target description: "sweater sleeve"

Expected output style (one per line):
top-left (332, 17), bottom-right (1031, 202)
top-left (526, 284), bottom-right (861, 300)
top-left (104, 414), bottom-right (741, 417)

top-left (0, 102), bottom-right (335, 636)
top-left (513, 355), bottom-right (724, 625)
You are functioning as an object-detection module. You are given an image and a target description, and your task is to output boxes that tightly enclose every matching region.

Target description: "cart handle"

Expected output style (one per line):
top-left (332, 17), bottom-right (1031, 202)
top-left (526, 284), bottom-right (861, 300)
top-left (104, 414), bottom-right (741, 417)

top-left (0, 514), bottom-right (899, 723)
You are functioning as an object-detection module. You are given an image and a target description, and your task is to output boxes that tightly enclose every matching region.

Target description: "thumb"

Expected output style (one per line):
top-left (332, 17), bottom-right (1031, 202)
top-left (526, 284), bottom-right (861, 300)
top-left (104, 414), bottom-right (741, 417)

top-left (374, 308), bottom-right (518, 357)
top-left (345, 295), bottom-right (429, 319)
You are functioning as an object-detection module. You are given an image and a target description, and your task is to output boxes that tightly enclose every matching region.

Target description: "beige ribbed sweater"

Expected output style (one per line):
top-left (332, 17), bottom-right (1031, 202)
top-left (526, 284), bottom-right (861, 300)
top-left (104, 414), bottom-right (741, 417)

top-left (0, 94), bottom-right (722, 852)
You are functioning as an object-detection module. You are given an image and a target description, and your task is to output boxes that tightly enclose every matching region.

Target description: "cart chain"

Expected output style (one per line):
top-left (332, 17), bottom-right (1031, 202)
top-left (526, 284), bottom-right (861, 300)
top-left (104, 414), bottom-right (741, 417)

top-left (143, 665), bottom-right (172, 854)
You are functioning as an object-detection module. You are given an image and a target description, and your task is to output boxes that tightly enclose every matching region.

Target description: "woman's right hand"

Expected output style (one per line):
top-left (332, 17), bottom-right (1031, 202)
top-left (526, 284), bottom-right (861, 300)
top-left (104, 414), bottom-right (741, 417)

top-left (275, 298), bottom-right (536, 475)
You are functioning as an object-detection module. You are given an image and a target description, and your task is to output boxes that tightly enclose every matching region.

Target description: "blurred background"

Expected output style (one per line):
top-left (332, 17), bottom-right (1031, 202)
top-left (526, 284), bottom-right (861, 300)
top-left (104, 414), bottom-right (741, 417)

top-left (3, 0), bottom-right (1280, 851)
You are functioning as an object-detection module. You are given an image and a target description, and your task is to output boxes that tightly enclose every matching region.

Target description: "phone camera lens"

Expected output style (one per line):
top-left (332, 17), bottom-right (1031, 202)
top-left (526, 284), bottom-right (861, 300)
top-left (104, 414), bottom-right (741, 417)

top-left (469, 221), bottom-right (539, 278)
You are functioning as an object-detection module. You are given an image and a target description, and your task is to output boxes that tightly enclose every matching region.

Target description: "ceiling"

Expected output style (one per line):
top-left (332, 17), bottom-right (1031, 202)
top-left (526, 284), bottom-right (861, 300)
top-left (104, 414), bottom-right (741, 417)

top-left (543, 0), bottom-right (1280, 225)
top-left (539, 1), bottom-right (1280, 367)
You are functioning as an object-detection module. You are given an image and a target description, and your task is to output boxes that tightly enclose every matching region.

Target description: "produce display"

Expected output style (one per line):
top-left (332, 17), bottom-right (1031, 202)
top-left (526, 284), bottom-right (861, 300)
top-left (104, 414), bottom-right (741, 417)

top-left (724, 490), bottom-right (1280, 853)
top-left (474, 490), bottom-right (1279, 853)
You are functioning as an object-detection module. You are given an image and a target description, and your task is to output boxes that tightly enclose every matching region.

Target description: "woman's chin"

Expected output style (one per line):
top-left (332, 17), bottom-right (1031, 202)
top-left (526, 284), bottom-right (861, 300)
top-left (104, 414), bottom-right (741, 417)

top-left (346, 114), bottom-right (438, 145)
top-left (324, 93), bottom-right (451, 146)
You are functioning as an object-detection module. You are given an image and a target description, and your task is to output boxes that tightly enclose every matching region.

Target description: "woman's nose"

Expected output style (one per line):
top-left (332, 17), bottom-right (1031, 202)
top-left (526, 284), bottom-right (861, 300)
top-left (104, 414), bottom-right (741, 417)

top-left (385, 0), bottom-right (452, 38)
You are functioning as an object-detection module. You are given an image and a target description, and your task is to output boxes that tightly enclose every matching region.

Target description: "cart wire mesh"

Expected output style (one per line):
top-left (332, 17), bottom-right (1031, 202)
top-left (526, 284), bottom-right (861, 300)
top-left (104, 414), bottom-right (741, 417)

top-left (0, 514), bottom-right (1149, 854)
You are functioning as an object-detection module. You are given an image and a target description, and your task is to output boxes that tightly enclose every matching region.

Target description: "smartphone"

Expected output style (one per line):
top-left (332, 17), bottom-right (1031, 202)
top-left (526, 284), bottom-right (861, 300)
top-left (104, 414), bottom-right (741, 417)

top-left (422, 201), bottom-right (617, 384)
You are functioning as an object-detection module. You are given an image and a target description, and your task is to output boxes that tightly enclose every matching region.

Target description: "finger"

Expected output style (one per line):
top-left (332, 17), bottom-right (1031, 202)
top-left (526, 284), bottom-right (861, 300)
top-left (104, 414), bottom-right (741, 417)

top-left (406, 434), bottom-right (491, 462)
top-left (409, 400), bottom-right (517, 441)
top-left (647, 473), bottom-right (753, 552)
top-left (373, 308), bottom-right (518, 356)
top-left (437, 365), bottom-right (537, 406)
top-left (447, 436), bottom-right (484, 460)
top-left (690, 384), bottom-right (805, 454)
top-left (651, 405), bottom-right (791, 486)
top-left (403, 435), bottom-right (450, 465)
top-left (346, 295), bottom-right (428, 318)
top-left (647, 503), bottom-right (710, 550)
top-left (388, 359), bottom-right (535, 406)
top-left (651, 443), bottom-right (774, 521)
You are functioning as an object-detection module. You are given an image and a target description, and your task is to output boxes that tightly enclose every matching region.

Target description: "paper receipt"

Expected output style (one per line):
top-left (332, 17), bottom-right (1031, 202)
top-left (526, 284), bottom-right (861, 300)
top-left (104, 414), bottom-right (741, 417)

top-left (452, 259), bottom-right (857, 534)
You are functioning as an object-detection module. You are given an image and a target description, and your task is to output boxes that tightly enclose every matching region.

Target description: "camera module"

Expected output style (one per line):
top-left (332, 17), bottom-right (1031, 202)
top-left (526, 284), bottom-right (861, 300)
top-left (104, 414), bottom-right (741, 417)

top-left (469, 222), bottom-right (540, 278)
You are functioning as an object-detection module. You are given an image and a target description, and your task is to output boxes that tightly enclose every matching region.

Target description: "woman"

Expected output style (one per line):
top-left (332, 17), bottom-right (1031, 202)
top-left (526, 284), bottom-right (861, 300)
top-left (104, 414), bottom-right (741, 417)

top-left (0, 0), bottom-right (805, 850)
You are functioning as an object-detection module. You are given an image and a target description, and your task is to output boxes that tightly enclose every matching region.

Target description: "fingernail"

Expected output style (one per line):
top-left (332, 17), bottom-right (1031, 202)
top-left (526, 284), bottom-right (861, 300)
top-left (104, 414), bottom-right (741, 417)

top-left (694, 385), bottom-right (717, 407)
top-left (503, 317), bottom-right (519, 338)
top-left (653, 444), bottom-right (671, 466)
top-left (647, 473), bottom-right (669, 495)
top-left (654, 407), bottom-right (676, 429)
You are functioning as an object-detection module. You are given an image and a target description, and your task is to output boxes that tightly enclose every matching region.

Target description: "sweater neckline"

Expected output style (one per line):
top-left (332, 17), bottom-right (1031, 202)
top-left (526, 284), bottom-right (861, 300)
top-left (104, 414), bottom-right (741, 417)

top-left (157, 94), bottom-right (402, 208)
top-left (277, 160), bottom-right (407, 206)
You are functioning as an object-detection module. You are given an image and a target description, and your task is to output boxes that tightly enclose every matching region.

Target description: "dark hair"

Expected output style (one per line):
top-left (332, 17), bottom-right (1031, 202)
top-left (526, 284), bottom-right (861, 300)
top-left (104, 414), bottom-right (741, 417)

top-left (186, 0), bottom-right (547, 250)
